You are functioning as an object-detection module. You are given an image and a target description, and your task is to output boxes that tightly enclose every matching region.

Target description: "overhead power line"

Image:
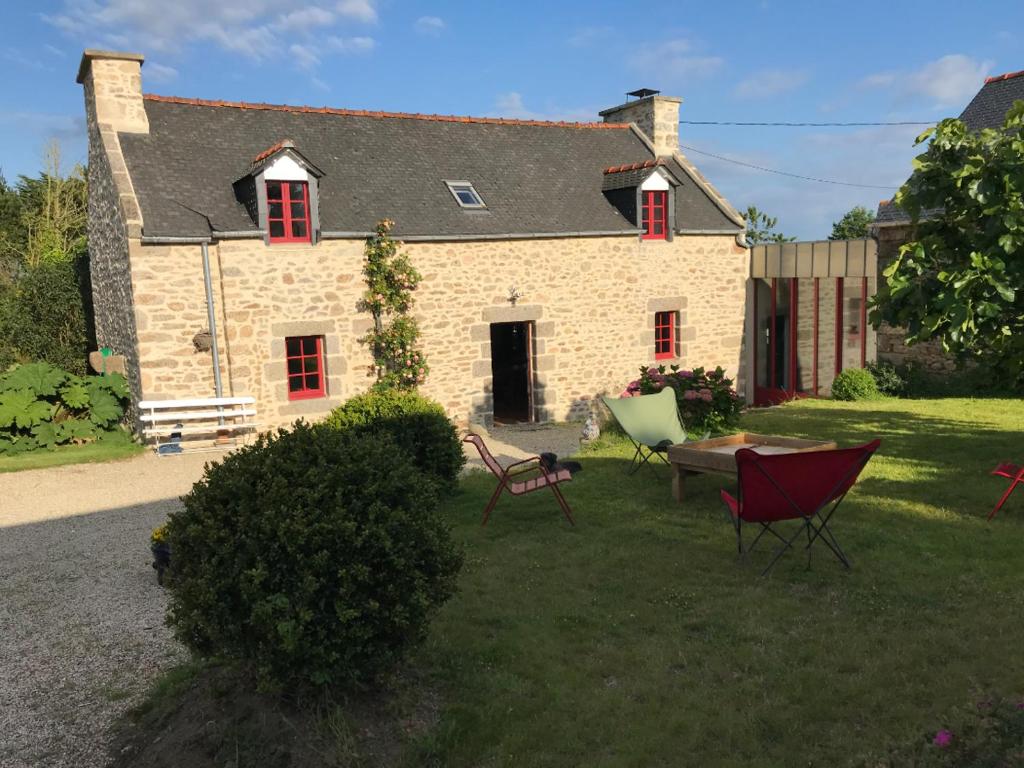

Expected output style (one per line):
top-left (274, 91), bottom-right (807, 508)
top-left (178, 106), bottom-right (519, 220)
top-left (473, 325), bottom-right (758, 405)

top-left (680, 119), bottom-right (933, 127)
top-left (677, 142), bottom-right (898, 190)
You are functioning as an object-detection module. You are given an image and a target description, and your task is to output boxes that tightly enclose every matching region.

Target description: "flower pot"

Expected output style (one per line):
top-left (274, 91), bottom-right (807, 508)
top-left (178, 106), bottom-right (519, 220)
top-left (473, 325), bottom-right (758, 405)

top-left (151, 542), bottom-right (171, 585)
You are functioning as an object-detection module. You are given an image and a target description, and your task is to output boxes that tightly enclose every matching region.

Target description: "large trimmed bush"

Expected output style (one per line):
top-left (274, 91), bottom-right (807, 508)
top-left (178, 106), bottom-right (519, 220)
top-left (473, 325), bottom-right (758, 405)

top-left (323, 389), bottom-right (464, 492)
top-left (166, 422), bottom-right (463, 689)
top-left (830, 368), bottom-right (880, 401)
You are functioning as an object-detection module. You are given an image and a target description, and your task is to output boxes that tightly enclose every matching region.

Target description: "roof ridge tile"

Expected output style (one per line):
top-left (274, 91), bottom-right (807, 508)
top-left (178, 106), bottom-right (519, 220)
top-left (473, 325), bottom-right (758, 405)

top-left (985, 69), bottom-right (1024, 84)
top-left (142, 93), bottom-right (629, 130)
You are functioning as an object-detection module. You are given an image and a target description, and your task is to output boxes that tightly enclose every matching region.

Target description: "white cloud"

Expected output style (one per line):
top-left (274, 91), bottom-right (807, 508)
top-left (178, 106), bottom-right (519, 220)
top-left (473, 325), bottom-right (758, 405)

top-left (488, 92), bottom-right (596, 123)
top-left (860, 54), bottom-right (993, 108)
top-left (288, 43), bottom-right (320, 71)
top-left (336, 0), bottom-right (377, 23)
top-left (734, 68), bottom-right (809, 99)
top-left (276, 7), bottom-right (335, 32)
top-left (45, 0), bottom-right (381, 79)
top-left (630, 39), bottom-right (723, 82)
top-left (144, 61), bottom-right (179, 82)
top-left (327, 36), bottom-right (376, 54)
top-left (414, 16), bottom-right (445, 36)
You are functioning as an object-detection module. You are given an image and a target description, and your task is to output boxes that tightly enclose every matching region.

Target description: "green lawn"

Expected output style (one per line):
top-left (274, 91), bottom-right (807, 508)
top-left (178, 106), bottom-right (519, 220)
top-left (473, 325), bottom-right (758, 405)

top-left (0, 429), bottom-right (143, 473)
top-left (410, 397), bottom-right (1024, 766)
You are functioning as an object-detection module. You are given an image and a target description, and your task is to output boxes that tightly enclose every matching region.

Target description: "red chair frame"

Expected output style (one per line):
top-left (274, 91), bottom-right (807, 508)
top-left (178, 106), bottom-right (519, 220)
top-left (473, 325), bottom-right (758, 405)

top-left (989, 462), bottom-right (1024, 520)
top-left (720, 439), bottom-right (880, 575)
top-left (463, 433), bottom-right (575, 526)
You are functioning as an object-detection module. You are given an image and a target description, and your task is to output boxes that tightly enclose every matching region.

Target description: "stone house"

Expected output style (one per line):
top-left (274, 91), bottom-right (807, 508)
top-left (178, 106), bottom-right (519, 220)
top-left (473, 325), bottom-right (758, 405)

top-left (77, 50), bottom-right (748, 432)
top-left (873, 68), bottom-right (1024, 373)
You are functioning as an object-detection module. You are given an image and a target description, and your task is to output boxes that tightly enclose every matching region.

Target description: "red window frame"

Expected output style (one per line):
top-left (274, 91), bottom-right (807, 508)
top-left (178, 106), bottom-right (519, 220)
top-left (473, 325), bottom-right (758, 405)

top-left (285, 335), bottom-right (325, 400)
top-left (267, 180), bottom-right (311, 243)
top-left (641, 190), bottom-right (668, 240)
top-left (654, 311), bottom-right (676, 360)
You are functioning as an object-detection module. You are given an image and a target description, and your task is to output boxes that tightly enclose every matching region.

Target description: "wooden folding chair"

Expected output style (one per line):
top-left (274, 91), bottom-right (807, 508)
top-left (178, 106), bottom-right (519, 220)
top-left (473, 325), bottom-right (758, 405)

top-left (989, 462), bottom-right (1024, 520)
top-left (463, 433), bottom-right (575, 526)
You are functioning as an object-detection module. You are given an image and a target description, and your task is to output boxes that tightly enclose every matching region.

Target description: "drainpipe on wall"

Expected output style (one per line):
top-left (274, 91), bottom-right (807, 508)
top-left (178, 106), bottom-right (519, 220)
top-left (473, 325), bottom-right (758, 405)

top-left (201, 241), bottom-right (226, 429)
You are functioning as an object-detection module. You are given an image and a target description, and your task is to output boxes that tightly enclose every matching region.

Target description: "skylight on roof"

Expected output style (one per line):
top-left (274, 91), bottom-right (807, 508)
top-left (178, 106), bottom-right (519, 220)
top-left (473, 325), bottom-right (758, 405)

top-left (445, 181), bottom-right (486, 208)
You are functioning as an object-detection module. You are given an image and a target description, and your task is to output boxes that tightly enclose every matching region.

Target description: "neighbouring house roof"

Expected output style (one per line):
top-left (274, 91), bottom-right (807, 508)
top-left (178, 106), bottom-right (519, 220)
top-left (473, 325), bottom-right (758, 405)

top-left (876, 69), bottom-right (1024, 227)
top-left (119, 95), bottom-right (741, 240)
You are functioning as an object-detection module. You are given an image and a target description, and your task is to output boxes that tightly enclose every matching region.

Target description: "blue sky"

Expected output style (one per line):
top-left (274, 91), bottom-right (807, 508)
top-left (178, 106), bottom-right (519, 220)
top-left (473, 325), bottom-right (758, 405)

top-left (1, 0), bottom-right (1021, 238)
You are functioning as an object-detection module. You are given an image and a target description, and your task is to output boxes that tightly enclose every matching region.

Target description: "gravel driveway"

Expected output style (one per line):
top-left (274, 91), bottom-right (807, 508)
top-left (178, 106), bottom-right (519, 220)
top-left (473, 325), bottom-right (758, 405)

top-left (0, 423), bottom-right (582, 767)
top-left (0, 452), bottom-right (217, 768)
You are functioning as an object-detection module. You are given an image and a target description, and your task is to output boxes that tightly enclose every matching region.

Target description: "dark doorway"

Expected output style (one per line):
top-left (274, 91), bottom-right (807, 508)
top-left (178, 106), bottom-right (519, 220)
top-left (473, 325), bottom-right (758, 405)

top-left (490, 321), bottom-right (534, 424)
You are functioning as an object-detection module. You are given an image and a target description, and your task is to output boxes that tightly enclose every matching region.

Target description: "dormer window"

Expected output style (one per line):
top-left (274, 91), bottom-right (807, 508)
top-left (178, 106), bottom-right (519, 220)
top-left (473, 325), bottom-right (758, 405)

top-left (446, 181), bottom-right (486, 208)
top-left (267, 180), bottom-right (311, 243)
top-left (642, 190), bottom-right (668, 240)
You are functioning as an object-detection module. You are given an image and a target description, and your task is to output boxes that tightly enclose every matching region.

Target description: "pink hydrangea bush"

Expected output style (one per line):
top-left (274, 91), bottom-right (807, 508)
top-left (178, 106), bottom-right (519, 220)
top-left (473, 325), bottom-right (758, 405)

top-left (620, 364), bottom-right (742, 435)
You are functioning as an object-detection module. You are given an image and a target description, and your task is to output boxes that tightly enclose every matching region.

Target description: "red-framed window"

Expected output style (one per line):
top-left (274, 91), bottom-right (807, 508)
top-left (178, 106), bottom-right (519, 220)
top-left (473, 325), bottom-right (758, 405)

top-left (654, 311), bottom-right (676, 360)
top-left (285, 335), bottom-right (325, 400)
top-left (641, 190), bottom-right (668, 240)
top-left (267, 180), bottom-right (311, 243)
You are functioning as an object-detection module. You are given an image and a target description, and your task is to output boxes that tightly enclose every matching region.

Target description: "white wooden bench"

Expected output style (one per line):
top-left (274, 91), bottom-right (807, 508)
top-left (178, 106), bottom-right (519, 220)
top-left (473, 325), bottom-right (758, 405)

top-left (139, 396), bottom-right (259, 453)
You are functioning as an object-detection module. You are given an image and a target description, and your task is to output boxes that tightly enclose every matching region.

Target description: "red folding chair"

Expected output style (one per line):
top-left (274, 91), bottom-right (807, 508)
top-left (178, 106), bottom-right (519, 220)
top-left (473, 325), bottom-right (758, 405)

top-left (989, 462), bottom-right (1024, 520)
top-left (463, 433), bottom-right (575, 526)
top-left (720, 439), bottom-right (881, 575)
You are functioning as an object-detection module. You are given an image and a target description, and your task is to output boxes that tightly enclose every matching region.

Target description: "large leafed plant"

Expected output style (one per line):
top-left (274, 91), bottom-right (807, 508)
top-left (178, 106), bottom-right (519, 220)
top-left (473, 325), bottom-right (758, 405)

top-left (0, 361), bottom-right (129, 453)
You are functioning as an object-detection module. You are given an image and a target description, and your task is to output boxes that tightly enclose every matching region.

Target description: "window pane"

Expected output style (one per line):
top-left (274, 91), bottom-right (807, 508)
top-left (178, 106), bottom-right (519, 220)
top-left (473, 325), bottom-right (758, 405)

top-left (291, 220), bottom-right (308, 238)
top-left (288, 375), bottom-right (304, 392)
top-left (289, 182), bottom-right (305, 199)
top-left (290, 202), bottom-right (306, 219)
top-left (267, 181), bottom-right (282, 200)
top-left (269, 202), bottom-right (283, 219)
top-left (286, 337), bottom-right (300, 356)
top-left (303, 356), bottom-right (319, 373)
top-left (302, 336), bottom-right (317, 355)
top-left (305, 373), bottom-right (320, 391)
top-left (287, 357), bottom-right (302, 375)
top-left (653, 222), bottom-right (663, 235)
top-left (456, 190), bottom-right (477, 205)
top-left (269, 220), bottom-right (285, 238)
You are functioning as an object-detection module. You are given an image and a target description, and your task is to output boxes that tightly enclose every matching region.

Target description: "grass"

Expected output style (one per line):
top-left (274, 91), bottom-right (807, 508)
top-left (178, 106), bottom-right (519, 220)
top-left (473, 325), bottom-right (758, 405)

top-left (410, 397), bottom-right (1024, 766)
top-left (0, 429), bottom-right (143, 473)
top-left (125, 397), bottom-right (1024, 766)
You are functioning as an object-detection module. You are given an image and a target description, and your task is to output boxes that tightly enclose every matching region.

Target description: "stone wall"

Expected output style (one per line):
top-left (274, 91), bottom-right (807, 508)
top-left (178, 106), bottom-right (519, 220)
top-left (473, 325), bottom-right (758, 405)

top-left (875, 224), bottom-right (957, 373)
top-left (126, 234), bottom-right (747, 430)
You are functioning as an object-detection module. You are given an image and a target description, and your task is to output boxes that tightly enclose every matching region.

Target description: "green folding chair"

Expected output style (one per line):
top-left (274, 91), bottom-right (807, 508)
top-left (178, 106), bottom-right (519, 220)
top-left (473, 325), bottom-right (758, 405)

top-left (602, 388), bottom-right (689, 474)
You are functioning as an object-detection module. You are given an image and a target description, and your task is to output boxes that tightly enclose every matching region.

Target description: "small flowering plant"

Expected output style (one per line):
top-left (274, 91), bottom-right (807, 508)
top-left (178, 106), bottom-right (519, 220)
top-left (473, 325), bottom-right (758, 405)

top-left (360, 219), bottom-right (430, 390)
top-left (620, 364), bottom-right (742, 435)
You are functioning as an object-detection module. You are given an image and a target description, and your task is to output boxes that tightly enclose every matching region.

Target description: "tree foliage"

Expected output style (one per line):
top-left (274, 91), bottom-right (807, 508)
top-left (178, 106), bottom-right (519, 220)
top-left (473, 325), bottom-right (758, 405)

top-left (870, 100), bottom-right (1024, 386)
top-left (829, 205), bottom-right (875, 240)
top-left (360, 219), bottom-right (429, 389)
top-left (744, 205), bottom-right (796, 245)
top-left (0, 142), bottom-right (90, 374)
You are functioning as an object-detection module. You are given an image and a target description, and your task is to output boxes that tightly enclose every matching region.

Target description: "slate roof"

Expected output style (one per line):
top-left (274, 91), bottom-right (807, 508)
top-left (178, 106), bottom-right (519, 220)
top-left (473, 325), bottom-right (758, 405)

top-left (876, 69), bottom-right (1024, 227)
top-left (119, 96), bottom-right (740, 240)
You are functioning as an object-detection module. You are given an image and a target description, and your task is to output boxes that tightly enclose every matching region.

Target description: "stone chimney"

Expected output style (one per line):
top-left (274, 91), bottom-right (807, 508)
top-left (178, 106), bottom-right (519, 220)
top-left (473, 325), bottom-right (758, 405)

top-left (76, 50), bottom-right (149, 134)
top-left (600, 89), bottom-right (682, 157)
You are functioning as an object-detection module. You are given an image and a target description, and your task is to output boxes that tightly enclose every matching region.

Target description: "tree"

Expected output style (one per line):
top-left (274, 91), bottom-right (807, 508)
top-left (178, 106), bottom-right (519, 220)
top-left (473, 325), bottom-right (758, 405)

top-left (0, 141), bottom-right (91, 374)
top-left (359, 219), bottom-right (429, 389)
top-left (829, 205), bottom-right (875, 240)
top-left (743, 205), bottom-right (795, 245)
top-left (870, 100), bottom-right (1024, 386)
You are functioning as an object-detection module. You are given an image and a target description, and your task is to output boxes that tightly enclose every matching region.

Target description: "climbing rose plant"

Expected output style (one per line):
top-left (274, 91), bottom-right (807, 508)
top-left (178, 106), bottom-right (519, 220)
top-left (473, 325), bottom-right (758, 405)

top-left (360, 219), bottom-right (429, 389)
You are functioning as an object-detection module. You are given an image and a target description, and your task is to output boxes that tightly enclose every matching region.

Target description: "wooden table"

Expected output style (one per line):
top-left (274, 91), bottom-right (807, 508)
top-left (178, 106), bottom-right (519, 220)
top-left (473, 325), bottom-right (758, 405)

top-left (667, 432), bottom-right (838, 502)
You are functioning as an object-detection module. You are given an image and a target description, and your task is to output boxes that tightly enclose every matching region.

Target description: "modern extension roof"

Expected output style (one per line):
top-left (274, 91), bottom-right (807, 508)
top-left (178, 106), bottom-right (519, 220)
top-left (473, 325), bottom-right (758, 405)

top-left (876, 69), bottom-right (1024, 227)
top-left (119, 95), bottom-right (741, 240)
